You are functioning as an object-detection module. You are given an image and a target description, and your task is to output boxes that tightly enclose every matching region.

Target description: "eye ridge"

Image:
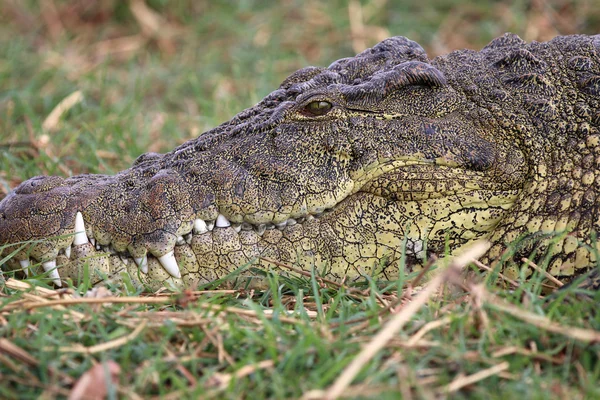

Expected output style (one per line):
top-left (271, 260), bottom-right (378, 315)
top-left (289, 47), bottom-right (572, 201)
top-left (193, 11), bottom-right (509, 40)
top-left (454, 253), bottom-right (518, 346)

top-left (304, 100), bottom-right (333, 116)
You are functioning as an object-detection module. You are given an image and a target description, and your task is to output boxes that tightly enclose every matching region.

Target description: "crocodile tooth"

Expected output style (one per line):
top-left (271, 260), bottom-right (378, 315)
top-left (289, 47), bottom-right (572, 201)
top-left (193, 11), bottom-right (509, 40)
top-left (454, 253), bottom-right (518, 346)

top-left (119, 255), bottom-right (129, 265)
top-left (207, 220), bottom-right (215, 231)
top-left (134, 256), bottom-right (148, 274)
top-left (64, 245), bottom-right (72, 259)
top-left (306, 215), bottom-right (315, 221)
top-left (42, 260), bottom-right (62, 287)
top-left (157, 251), bottom-right (181, 278)
top-left (73, 211), bottom-right (88, 245)
top-left (232, 223), bottom-right (241, 233)
top-left (241, 222), bottom-right (253, 231)
top-left (257, 224), bottom-right (266, 236)
top-left (193, 219), bottom-right (208, 234)
top-left (96, 243), bottom-right (102, 251)
top-left (216, 214), bottom-right (231, 228)
top-left (19, 260), bottom-right (30, 277)
top-left (176, 235), bottom-right (185, 246)
top-left (275, 221), bottom-right (287, 229)
top-left (90, 238), bottom-right (96, 247)
top-left (287, 218), bottom-right (297, 226)
top-left (413, 240), bottom-right (424, 254)
top-left (184, 233), bottom-right (193, 244)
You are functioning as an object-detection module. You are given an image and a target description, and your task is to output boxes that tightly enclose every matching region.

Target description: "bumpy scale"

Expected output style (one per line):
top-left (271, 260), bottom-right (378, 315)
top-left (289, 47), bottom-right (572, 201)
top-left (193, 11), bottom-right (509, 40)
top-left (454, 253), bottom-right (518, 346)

top-left (1, 34), bottom-right (599, 290)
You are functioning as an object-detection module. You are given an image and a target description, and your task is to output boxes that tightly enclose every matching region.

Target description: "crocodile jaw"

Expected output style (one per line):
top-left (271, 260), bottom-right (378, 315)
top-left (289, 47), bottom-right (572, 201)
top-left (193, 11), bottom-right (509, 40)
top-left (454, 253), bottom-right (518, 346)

top-left (0, 167), bottom-right (521, 289)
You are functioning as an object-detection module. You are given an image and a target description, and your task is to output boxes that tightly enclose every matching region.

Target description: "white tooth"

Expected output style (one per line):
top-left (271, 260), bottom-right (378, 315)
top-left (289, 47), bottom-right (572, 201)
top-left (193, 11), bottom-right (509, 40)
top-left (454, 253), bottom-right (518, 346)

top-left (157, 251), bottom-right (181, 278)
top-left (134, 256), bottom-right (148, 274)
top-left (64, 245), bottom-right (72, 258)
top-left (287, 218), bottom-right (297, 226)
top-left (176, 236), bottom-right (185, 245)
top-left (306, 215), bottom-right (315, 221)
top-left (216, 214), bottom-right (231, 228)
top-left (74, 211), bottom-right (88, 245)
top-left (119, 255), bottom-right (129, 265)
top-left (184, 233), bottom-right (193, 244)
top-left (257, 224), bottom-right (266, 236)
top-left (42, 260), bottom-right (62, 287)
top-left (19, 260), bottom-right (30, 277)
top-left (275, 221), bottom-right (287, 229)
top-left (96, 243), bottom-right (102, 251)
top-left (232, 224), bottom-right (241, 233)
top-left (90, 238), bottom-right (96, 247)
top-left (193, 219), bottom-right (208, 234)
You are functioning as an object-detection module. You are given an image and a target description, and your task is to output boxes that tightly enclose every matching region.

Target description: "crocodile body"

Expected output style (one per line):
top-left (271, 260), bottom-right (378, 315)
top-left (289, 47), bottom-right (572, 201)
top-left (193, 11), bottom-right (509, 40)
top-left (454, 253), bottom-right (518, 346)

top-left (1, 33), bottom-right (600, 290)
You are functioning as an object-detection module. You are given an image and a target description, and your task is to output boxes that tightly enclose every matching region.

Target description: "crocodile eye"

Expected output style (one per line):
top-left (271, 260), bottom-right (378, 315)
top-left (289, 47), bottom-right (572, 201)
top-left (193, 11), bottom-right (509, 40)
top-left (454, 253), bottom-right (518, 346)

top-left (304, 100), bottom-right (332, 116)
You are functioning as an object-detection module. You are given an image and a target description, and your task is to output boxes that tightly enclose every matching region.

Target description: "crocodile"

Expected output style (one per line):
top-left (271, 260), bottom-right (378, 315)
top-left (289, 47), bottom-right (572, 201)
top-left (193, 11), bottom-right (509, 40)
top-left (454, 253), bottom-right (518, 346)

top-left (1, 33), bottom-right (600, 290)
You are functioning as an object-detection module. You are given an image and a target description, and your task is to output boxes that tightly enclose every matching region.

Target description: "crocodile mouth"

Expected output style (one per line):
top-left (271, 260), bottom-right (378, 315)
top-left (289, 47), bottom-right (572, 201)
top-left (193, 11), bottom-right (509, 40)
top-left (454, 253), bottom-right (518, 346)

top-left (15, 204), bottom-right (340, 287)
top-left (9, 154), bottom-right (520, 288)
top-left (81, 210), bottom-right (330, 265)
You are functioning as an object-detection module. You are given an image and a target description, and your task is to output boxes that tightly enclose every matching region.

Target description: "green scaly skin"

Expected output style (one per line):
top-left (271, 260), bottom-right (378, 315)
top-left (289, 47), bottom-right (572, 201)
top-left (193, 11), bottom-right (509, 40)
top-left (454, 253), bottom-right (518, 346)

top-left (1, 33), bottom-right (599, 290)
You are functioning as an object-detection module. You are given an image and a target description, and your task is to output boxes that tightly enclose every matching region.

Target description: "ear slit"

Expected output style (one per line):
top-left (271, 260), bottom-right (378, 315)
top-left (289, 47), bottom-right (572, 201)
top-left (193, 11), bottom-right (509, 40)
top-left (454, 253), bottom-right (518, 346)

top-left (339, 61), bottom-right (447, 103)
top-left (398, 61), bottom-right (447, 88)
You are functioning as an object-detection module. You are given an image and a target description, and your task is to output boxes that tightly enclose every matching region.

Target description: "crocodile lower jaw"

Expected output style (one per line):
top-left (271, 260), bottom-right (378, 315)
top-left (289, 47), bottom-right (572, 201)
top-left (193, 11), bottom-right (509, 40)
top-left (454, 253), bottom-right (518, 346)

top-left (16, 208), bottom-right (331, 286)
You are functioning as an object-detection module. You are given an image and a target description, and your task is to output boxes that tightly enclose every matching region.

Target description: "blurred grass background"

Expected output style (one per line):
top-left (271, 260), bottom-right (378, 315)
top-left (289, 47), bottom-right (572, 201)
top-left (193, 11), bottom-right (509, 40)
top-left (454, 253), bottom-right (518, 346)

top-left (0, 0), bottom-right (598, 199)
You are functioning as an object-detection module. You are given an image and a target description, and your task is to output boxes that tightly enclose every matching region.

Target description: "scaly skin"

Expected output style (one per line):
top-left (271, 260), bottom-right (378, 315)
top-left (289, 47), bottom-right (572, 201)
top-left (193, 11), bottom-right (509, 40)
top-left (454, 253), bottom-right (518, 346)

top-left (1, 34), bottom-right (599, 290)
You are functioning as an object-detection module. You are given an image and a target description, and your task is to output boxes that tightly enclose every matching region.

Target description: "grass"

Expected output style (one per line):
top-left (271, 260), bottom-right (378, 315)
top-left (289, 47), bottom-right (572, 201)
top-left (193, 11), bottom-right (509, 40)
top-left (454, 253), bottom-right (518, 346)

top-left (1, 0), bottom-right (600, 398)
top-left (2, 246), bottom-right (600, 398)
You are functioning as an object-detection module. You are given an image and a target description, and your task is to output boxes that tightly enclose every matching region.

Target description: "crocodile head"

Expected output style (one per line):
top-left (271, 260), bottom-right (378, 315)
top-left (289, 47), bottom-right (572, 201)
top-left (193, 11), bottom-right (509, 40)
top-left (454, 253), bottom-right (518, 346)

top-left (0, 36), bottom-right (530, 289)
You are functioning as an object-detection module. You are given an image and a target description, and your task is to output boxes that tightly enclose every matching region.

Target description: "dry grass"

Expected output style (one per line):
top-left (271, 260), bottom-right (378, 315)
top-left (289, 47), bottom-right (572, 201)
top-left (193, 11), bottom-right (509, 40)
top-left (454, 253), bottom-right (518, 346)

top-left (2, 241), bottom-right (599, 397)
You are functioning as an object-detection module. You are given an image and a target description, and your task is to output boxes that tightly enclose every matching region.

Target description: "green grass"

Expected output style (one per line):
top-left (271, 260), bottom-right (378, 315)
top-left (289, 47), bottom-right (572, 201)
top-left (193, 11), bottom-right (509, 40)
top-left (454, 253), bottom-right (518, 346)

top-left (2, 254), bottom-right (600, 399)
top-left (1, 1), bottom-right (600, 398)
